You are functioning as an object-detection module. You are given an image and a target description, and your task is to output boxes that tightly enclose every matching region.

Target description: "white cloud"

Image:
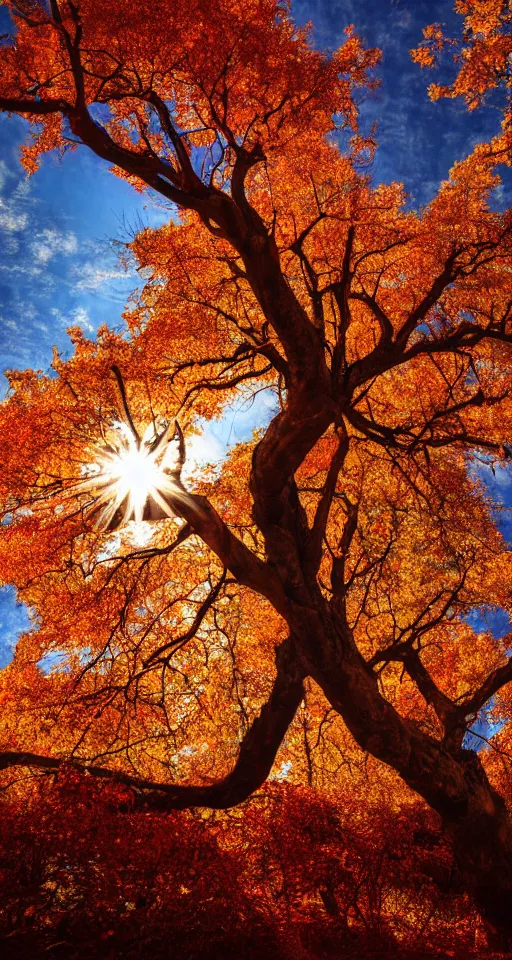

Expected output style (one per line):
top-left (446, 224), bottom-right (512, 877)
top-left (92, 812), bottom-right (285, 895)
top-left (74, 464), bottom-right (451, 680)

top-left (0, 197), bottom-right (28, 232)
top-left (73, 261), bottom-right (127, 290)
top-left (50, 305), bottom-right (94, 333)
top-left (1, 318), bottom-right (18, 331)
top-left (11, 178), bottom-right (31, 200)
top-left (184, 425), bottom-right (226, 476)
top-left (394, 9), bottom-right (412, 30)
top-left (17, 300), bottom-right (38, 321)
top-left (31, 228), bottom-right (78, 264)
top-left (0, 262), bottom-right (42, 276)
top-left (71, 306), bottom-right (93, 331)
top-left (0, 160), bottom-right (15, 193)
top-left (32, 244), bottom-right (53, 265)
top-left (3, 235), bottom-right (21, 255)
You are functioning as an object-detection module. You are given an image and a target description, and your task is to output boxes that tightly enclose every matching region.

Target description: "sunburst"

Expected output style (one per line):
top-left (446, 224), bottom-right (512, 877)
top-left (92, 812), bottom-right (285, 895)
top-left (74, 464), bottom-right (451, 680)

top-left (76, 420), bottom-right (187, 532)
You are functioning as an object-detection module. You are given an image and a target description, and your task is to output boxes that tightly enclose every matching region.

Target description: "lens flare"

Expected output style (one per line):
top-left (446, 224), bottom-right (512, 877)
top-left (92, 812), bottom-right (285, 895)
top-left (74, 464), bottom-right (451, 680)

top-left (77, 421), bottom-right (185, 531)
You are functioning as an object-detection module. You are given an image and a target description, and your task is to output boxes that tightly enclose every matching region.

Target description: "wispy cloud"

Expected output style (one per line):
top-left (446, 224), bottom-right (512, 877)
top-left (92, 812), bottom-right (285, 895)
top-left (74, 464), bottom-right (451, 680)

top-left (51, 305), bottom-right (94, 333)
top-left (0, 195), bottom-right (29, 232)
top-left (31, 228), bottom-right (78, 264)
top-left (73, 261), bottom-right (128, 291)
top-left (0, 159), bottom-right (15, 193)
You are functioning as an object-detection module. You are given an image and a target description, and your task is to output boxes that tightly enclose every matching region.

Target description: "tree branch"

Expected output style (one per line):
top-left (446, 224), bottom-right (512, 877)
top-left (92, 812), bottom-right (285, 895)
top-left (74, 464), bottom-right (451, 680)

top-left (457, 645), bottom-right (512, 718)
top-left (111, 364), bottom-right (141, 443)
top-left (143, 569), bottom-right (228, 666)
top-left (0, 95), bottom-right (71, 115)
top-left (307, 427), bottom-right (349, 577)
top-left (349, 289), bottom-right (394, 344)
top-left (403, 648), bottom-right (458, 729)
top-left (147, 91), bottom-right (202, 193)
top-left (0, 636), bottom-right (305, 811)
top-left (167, 480), bottom-right (288, 618)
top-left (395, 247), bottom-right (460, 348)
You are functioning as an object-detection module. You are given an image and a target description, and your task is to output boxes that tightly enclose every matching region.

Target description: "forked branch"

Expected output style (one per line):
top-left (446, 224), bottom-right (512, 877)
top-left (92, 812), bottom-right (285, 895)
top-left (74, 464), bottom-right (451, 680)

top-left (0, 636), bottom-right (305, 811)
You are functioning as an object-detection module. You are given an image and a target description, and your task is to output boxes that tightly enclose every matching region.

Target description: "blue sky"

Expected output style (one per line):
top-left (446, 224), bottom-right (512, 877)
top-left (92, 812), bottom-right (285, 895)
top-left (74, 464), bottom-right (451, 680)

top-left (0, 112), bottom-right (169, 376)
top-left (0, 0), bottom-right (511, 658)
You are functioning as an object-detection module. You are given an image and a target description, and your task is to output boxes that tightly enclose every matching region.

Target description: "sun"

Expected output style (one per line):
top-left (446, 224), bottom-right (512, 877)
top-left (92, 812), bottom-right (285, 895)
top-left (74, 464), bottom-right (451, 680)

top-left (77, 421), bottom-right (185, 532)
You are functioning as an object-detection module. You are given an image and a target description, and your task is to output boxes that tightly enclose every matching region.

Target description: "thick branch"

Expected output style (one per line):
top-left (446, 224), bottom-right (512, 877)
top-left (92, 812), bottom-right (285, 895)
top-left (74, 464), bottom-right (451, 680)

top-left (331, 225), bottom-right (355, 378)
top-left (310, 641), bottom-right (471, 820)
top-left (330, 496), bottom-right (359, 597)
top-left (458, 647), bottom-right (512, 717)
top-left (249, 401), bottom-right (334, 550)
top-left (147, 91), bottom-right (202, 193)
top-left (231, 142), bottom-right (266, 225)
top-left (307, 428), bottom-right (349, 577)
top-left (0, 95), bottom-right (70, 114)
top-left (111, 364), bottom-right (140, 443)
top-left (0, 637), bottom-right (305, 811)
top-left (395, 247), bottom-right (460, 348)
top-left (403, 648), bottom-right (458, 729)
top-left (349, 289), bottom-right (394, 343)
top-left (0, 100), bottom-right (326, 393)
top-left (168, 481), bottom-right (288, 618)
top-left (66, 105), bottom-right (206, 210)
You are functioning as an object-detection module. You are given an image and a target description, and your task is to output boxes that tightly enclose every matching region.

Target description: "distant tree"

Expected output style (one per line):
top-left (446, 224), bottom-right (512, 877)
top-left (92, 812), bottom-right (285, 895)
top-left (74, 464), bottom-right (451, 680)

top-left (1, 0), bottom-right (512, 948)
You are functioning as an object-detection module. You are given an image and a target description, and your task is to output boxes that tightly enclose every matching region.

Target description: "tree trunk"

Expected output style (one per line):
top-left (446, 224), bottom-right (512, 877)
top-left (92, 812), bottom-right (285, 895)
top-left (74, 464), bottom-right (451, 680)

top-left (292, 611), bottom-right (512, 949)
top-left (447, 752), bottom-right (512, 952)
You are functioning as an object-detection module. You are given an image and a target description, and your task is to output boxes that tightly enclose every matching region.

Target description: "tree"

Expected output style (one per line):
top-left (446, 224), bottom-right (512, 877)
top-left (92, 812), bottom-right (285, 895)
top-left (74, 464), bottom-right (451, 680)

top-left (411, 0), bottom-right (512, 113)
top-left (0, 0), bottom-right (512, 948)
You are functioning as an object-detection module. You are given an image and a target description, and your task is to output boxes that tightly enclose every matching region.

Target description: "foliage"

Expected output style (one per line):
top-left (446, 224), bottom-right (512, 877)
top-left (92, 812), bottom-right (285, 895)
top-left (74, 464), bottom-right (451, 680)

top-left (411, 1), bottom-right (512, 112)
top-left (0, 776), bottom-right (483, 959)
top-left (0, 0), bottom-right (512, 951)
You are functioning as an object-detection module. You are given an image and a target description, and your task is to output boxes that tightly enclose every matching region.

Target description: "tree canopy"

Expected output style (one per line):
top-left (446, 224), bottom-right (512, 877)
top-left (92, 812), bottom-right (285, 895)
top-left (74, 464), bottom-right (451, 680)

top-left (1, 0), bottom-right (512, 954)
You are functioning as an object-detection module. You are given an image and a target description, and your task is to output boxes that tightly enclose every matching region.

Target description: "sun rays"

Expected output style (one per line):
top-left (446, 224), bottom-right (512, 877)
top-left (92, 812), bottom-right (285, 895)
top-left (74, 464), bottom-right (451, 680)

top-left (77, 420), bottom-right (186, 532)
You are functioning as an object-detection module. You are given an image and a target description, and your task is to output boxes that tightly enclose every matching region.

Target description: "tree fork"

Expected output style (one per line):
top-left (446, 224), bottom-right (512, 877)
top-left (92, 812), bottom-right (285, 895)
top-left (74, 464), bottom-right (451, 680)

top-left (310, 636), bottom-right (512, 948)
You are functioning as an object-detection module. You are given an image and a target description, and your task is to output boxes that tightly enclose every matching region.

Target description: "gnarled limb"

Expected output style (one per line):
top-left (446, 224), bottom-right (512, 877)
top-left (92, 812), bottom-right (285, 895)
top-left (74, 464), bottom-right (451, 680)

top-left (456, 641), bottom-right (512, 718)
top-left (165, 480), bottom-right (288, 618)
top-left (307, 426), bottom-right (350, 578)
top-left (0, 95), bottom-right (69, 114)
top-left (0, 15), bottom-right (329, 392)
top-left (403, 648), bottom-right (461, 734)
top-left (0, 636), bottom-right (305, 811)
